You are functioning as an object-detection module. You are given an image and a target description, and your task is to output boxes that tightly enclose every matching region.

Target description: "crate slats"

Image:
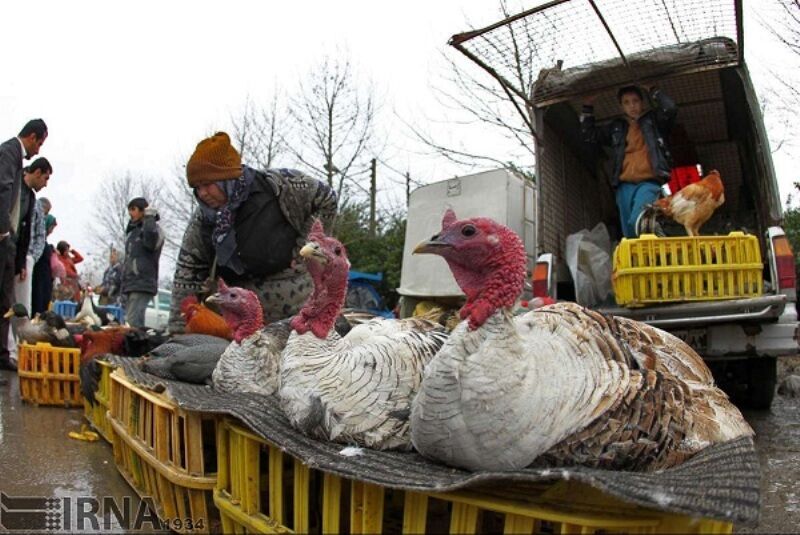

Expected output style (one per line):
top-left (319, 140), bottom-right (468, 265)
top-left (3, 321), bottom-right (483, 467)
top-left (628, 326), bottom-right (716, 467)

top-left (214, 419), bottom-right (733, 534)
top-left (109, 369), bottom-right (218, 534)
top-left (18, 342), bottom-right (82, 406)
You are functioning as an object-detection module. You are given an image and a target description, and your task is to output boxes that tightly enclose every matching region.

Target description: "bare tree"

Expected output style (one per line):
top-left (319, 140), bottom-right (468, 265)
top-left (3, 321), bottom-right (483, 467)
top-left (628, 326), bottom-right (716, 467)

top-left (159, 163), bottom-right (198, 262)
top-left (286, 53), bottom-right (378, 199)
top-left (230, 92), bottom-right (289, 170)
top-left (86, 172), bottom-right (166, 254)
top-left (406, 0), bottom-right (538, 175)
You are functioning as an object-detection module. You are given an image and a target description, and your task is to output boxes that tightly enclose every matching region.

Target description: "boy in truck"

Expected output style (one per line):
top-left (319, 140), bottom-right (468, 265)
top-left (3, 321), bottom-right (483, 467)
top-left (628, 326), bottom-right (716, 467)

top-left (581, 85), bottom-right (677, 238)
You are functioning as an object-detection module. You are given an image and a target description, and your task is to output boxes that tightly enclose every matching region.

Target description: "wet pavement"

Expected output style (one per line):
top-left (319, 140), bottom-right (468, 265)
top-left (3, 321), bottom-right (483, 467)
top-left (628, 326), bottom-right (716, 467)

top-left (1, 361), bottom-right (799, 533)
top-left (0, 369), bottom-right (163, 533)
top-left (738, 356), bottom-right (800, 534)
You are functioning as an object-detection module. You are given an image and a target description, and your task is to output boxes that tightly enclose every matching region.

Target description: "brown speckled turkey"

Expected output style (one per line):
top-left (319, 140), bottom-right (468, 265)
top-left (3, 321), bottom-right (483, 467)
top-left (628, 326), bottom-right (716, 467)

top-left (410, 209), bottom-right (753, 472)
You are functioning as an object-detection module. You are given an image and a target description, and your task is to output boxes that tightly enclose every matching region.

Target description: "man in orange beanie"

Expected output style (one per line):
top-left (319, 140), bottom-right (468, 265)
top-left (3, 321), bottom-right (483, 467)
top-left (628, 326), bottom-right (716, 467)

top-left (169, 132), bottom-right (338, 331)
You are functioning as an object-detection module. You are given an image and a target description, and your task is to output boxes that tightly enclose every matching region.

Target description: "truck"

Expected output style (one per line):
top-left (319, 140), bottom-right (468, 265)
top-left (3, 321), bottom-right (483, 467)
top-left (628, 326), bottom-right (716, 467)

top-left (428, 0), bottom-right (796, 409)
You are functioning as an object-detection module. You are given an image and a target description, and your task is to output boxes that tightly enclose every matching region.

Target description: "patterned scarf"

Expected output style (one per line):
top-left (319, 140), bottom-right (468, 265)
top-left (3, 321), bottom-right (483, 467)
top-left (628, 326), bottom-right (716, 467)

top-left (196, 166), bottom-right (257, 275)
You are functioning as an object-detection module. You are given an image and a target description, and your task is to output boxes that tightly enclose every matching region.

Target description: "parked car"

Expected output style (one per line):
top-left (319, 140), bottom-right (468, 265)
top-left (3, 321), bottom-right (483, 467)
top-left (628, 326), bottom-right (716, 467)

top-left (144, 289), bottom-right (172, 331)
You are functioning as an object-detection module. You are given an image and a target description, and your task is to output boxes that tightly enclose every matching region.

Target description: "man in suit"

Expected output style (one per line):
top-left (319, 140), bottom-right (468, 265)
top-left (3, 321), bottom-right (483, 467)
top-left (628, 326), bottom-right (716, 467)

top-left (0, 119), bottom-right (48, 372)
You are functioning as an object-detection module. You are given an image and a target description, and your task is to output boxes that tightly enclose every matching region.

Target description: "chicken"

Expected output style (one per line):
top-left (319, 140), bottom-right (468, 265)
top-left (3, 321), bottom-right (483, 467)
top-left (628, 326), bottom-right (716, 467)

top-left (652, 169), bottom-right (725, 236)
top-left (208, 280), bottom-right (292, 396)
top-left (181, 295), bottom-right (233, 340)
top-left (73, 290), bottom-right (102, 327)
top-left (410, 209), bottom-right (752, 471)
top-left (79, 327), bottom-right (134, 405)
top-left (279, 220), bottom-right (448, 450)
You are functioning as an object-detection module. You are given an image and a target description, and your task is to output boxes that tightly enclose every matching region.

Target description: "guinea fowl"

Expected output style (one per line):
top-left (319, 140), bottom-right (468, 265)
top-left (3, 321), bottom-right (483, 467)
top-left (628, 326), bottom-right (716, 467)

top-left (209, 280), bottom-right (293, 396)
top-left (141, 334), bottom-right (230, 384)
top-left (410, 209), bottom-right (753, 471)
top-left (279, 220), bottom-right (448, 450)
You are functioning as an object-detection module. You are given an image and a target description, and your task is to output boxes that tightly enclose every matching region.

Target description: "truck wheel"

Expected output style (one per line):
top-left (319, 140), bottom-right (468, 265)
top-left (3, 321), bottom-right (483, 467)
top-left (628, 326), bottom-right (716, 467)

top-left (744, 356), bottom-right (777, 410)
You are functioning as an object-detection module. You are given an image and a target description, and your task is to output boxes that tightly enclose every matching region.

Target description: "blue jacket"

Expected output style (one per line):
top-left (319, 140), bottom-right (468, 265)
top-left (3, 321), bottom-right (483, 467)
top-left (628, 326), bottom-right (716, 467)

top-left (580, 89), bottom-right (677, 188)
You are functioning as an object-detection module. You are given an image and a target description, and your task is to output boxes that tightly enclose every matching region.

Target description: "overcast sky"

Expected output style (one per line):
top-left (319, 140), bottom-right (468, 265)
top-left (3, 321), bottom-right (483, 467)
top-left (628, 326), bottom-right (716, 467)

top-left (2, 1), bottom-right (798, 281)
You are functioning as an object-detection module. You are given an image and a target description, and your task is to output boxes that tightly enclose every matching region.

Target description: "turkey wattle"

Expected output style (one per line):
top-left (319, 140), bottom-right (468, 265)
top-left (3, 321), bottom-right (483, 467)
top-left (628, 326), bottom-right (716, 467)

top-left (410, 209), bottom-right (753, 472)
top-left (279, 220), bottom-right (448, 450)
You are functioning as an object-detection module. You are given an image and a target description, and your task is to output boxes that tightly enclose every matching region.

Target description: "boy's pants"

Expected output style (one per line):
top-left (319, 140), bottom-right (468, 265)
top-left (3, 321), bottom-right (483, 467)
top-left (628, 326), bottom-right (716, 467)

top-left (615, 179), bottom-right (663, 238)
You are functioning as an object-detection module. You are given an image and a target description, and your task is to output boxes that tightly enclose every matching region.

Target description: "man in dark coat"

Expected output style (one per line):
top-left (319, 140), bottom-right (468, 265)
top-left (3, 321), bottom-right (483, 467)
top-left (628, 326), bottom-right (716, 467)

top-left (122, 197), bottom-right (164, 328)
top-left (13, 158), bottom-right (52, 305)
top-left (0, 119), bottom-right (48, 371)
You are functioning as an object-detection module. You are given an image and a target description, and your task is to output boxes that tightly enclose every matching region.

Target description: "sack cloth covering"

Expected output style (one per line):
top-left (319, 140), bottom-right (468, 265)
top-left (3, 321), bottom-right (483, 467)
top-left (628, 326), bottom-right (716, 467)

top-left (109, 356), bottom-right (761, 527)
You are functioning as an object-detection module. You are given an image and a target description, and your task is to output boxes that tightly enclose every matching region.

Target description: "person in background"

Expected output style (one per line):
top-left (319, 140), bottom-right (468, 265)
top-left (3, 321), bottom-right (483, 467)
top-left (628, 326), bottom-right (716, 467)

top-left (581, 85), bottom-right (677, 237)
top-left (31, 208), bottom-right (55, 314)
top-left (55, 241), bottom-right (83, 302)
top-left (13, 158), bottom-right (52, 310)
top-left (168, 132), bottom-right (338, 333)
top-left (96, 247), bottom-right (123, 306)
top-left (0, 119), bottom-right (48, 372)
top-left (121, 198), bottom-right (164, 328)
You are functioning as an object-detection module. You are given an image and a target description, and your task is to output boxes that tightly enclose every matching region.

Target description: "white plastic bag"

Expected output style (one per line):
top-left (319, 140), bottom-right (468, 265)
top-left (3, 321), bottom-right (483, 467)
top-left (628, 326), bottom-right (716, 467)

top-left (565, 223), bottom-right (613, 307)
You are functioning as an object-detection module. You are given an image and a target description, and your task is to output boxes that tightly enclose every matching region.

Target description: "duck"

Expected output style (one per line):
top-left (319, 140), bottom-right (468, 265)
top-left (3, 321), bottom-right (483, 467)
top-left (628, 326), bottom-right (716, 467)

top-left (5, 304), bottom-right (50, 345)
top-left (409, 209), bottom-right (753, 471)
top-left (279, 220), bottom-right (448, 450)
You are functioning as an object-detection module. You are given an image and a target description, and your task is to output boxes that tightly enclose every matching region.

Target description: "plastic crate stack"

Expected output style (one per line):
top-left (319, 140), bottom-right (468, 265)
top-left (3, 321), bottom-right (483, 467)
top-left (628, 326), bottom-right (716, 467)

top-left (17, 342), bottom-right (82, 407)
top-left (108, 369), bottom-right (219, 534)
top-left (613, 232), bottom-right (763, 307)
top-left (214, 419), bottom-right (733, 534)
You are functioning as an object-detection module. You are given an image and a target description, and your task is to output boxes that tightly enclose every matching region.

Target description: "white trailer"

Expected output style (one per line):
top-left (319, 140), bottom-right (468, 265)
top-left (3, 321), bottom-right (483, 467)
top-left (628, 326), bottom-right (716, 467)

top-left (398, 168), bottom-right (536, 307)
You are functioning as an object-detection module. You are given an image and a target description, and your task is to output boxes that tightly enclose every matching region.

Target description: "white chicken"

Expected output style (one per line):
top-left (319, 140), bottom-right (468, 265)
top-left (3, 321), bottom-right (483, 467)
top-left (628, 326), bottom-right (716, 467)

top-left (279, 220), bottom-right (448, 450)
top-left (410, 209), bottom-right (753, 472)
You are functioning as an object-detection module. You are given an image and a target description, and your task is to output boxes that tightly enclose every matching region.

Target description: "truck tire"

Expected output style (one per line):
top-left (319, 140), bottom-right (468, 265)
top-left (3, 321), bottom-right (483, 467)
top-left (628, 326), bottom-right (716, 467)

top-left (744, 356), bottom-right (778, 410)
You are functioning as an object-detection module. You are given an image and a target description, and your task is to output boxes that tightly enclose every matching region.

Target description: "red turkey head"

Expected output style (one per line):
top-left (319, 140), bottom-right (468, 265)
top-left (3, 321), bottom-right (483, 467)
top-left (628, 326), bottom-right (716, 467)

top-left (414, 210), bottom-right (526, 329)
top-left (293, 225), bottom-right (351, 338)
top-left (206, 278), bottom-right (263, 342)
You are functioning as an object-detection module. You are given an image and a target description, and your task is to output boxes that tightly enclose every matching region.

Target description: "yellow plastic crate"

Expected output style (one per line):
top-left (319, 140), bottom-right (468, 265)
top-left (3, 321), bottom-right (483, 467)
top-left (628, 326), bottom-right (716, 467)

top-left (108, 369), bottom-right (219, 534)
top-left (613, 232), bottom-right (763, 307)
top-left (215, 419), bottom-right (733, 534)
top-left (82, 360), bottom-right (115, 444)
top-left (18, 342), bottom-right (82, 407)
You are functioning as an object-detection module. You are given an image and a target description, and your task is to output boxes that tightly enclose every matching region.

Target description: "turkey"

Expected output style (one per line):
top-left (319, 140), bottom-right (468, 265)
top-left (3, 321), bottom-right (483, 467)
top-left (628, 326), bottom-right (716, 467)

top-left (208, 280), bottom-right (293, 396)
top-left (279, 220), bottom-right (448, 450)
top-left (410, 209), bottom-right (753, 471)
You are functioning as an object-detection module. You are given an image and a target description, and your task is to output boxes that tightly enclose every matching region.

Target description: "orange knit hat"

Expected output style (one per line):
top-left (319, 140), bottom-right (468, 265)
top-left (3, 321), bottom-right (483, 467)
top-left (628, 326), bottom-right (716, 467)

top-left (186, 132), bottom-right (242, 187)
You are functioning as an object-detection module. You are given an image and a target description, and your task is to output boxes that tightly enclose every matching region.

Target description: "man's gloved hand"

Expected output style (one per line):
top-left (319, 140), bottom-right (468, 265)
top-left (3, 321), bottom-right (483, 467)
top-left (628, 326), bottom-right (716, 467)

top-left (144, 206), bottom-right (159, 218)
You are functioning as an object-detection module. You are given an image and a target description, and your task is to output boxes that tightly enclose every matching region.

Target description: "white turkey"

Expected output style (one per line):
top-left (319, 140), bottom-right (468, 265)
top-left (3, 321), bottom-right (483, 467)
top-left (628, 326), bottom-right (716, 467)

top-left (410, 209), bottom-right (753, 471)
top-left (279, 220), bottom-right (448, 450)
top-left (208, 279), bottom-right (292, 396)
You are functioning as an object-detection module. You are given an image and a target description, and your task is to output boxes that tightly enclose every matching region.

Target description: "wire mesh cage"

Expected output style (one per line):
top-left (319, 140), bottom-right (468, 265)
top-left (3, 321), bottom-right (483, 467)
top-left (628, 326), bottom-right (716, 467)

top-left (450, 0), bottom-right (741, 108)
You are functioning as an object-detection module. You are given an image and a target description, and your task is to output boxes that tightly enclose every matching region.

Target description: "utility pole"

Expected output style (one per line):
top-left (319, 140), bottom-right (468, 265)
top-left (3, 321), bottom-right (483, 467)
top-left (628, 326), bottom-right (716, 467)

top-left (405, 171), bottom-right (411, 208)
top-left (370, 158), bottom-right (377, 237)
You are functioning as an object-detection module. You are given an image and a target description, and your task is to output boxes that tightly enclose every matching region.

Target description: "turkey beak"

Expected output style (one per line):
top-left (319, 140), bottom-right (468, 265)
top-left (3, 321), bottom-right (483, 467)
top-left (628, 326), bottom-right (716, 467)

top-left (300, 241), bottom-right (328, 265)
top-left (3, 308), bottom-right (13, 319)
top-left (205, 294), bottom-right (221, 306)
top-left (413, 235), bottom-right (450, 255)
